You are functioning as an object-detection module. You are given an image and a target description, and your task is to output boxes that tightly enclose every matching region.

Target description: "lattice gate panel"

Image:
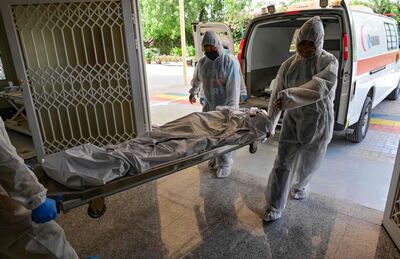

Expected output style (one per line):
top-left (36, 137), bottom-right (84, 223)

top-left (11, 0), bottom-right (136, 155)
top-left (0, 55), bottom-right (5, 80)
top-left (392, 191), bottom-right (400, 226)
top-left (386, 144), bottom-right (400, 249)
top-left (391, 144), bottom-right (400, 227)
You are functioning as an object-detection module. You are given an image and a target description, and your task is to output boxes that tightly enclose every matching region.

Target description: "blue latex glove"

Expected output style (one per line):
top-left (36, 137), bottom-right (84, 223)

top-left (199, 97), bottom-right (206, 106)
top-left (241, 94), bottom-right (248, 102)
top-left (31, 198), bottom-right (58, 224)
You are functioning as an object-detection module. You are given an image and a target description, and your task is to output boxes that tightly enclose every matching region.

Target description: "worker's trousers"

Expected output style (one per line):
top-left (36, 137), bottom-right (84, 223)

top-left (216, 151), bottom-right (234, 169)
top-left (265, 140), bottom-right (328, 213)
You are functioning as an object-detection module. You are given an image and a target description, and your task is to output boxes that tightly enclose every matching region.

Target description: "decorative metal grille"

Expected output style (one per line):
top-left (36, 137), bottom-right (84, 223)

top-left (0, 55), bottom-right (5, 80)
top-left (11, 1), bottom-right (136, 155)
top-left (392, 194), bottom-right (400, 226)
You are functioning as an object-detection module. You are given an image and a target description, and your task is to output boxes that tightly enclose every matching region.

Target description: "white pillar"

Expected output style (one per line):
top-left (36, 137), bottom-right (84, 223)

top-left (178, 0), bottom-right (188, 86)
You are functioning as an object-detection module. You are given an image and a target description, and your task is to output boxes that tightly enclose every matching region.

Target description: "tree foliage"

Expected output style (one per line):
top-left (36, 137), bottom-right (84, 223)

top-left (224, 0), bottom-right (258, 43)
top-left (140, 0), bottom-right (399, 54)
top-left (352, 0), bottom-right (400, 23)
top-left (139, 0), bottom-right (259, 54)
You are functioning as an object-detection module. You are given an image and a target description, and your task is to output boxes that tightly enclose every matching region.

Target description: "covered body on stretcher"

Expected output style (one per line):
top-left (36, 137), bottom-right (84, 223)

top-left (34, 108), bottom-right (270, 216)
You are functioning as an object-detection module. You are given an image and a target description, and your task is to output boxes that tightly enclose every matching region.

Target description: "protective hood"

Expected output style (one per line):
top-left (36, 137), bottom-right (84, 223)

top-left (202, 31), bottom-right (224, 55)
top-left (297, 16), bottom-right (324, 56)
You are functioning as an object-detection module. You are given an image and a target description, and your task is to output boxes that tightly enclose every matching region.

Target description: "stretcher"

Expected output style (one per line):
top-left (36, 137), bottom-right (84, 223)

top-left (33, 137), bottom-right (263, 219)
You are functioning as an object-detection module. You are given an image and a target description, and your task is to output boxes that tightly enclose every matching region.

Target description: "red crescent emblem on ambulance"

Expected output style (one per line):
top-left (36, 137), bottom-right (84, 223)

top-left (360, 25), bottom-right (367, 52)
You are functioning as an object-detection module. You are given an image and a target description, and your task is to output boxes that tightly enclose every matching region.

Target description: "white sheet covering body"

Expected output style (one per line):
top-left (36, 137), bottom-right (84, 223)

top-left (42, 108), bottom-right (269, 189)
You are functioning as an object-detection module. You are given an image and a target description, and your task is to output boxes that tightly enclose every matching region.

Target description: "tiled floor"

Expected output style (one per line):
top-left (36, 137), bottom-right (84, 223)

top-left (57, 165), bottom-right (400, 259)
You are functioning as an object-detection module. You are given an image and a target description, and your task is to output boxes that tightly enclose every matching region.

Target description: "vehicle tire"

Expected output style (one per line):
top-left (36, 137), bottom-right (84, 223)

top-left (386, 83), bottom-right (400, 101)
top-left (346, 96), bottom-right (372, 143)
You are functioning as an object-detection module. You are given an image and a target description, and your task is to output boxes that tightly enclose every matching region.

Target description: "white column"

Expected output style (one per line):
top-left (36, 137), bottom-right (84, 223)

top-left (178, 0), bottom-right (188, 86)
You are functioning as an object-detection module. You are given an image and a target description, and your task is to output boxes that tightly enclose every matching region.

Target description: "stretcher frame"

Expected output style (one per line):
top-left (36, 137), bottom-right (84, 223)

top-left (33, 137), bottom-right (263, 218)
top-left (0, 90), bottom-right (31, 136)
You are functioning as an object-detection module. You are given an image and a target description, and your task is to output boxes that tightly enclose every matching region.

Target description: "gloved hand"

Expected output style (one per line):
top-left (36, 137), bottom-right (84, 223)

top-left (189, 94), bottom-right (197, 104)
top-left (241, 94), bottom-right (248, 102)
top-left (199, 97), bottom-right (206, 106)
top-left (31, 198), bottom-right (58, 224)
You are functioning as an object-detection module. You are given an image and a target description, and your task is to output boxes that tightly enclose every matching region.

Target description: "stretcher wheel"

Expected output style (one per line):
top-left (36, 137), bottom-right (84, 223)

top-left (87, 198), bottom-right (106, 219)
top-left (249, 142), bottom-right (258, 154)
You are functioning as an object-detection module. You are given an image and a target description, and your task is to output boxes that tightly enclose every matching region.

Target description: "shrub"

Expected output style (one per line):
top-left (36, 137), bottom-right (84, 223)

top-left (170, 47), bottom-right (182, 56)
top-left (144, 48), bottom-right (154, 60)
top-left (187, 46), bottom-right (196, 57)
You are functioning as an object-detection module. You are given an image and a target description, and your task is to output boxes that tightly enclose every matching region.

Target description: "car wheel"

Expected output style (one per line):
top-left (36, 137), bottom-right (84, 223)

top-left (346, 96), bottom-right (372, 143)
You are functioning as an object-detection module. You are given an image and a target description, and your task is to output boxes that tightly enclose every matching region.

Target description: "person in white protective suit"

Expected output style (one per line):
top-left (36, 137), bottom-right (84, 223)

top-left (198, 38), bottom-right (248, 105)
top-left (0, 117), bottom-right (78, 258)
top-left (264, 16), bottom-right (339, 222)
top-left (189, 31), bottom-right (241, 178)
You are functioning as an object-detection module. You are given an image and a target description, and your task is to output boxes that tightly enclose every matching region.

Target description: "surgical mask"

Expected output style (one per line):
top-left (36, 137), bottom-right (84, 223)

top-left (224, 48), bottom-right (230, 54)
top-left (205, 51), bottom-right (219, 61)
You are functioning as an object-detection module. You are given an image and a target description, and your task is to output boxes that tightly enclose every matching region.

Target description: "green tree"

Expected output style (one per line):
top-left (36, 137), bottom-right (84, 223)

top-left (368, 0), bottom-right (398, 14)
top-left (223, 0), bottom-right (259, 42)
top-left (140, 0), bottom-right (258, 54)
top-left (140, 0), bottom-right (181, 53)
top-left (352, 0), bottom-right (400, 23)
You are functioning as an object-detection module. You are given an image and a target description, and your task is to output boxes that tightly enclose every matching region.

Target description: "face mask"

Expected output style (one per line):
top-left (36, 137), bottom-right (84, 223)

top-left (297, 47), bottom-right (316, 58)
top-left (205, 51), bottom-right (219, 61)
top-left (297, 41), bottom-right (316, 59)
top-left (224, 48), bottom-right (230, 54)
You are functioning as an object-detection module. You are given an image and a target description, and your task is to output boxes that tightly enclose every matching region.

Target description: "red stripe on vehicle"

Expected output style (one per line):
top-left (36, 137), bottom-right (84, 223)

top-left (357, 51), bottom-right (399, 76)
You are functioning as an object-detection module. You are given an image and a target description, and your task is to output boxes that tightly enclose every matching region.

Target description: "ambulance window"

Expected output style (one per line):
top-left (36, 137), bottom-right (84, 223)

top-left (384, 23), bottom-right (398, 51)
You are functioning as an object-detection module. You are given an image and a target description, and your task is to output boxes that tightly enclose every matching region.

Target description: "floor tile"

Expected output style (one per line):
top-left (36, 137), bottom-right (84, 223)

top-left (334, 217), bottom-right (396, 259)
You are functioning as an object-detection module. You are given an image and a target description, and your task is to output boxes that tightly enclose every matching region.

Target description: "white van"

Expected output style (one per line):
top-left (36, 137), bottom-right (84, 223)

top-left (193, 0), bottom-right (400, 143)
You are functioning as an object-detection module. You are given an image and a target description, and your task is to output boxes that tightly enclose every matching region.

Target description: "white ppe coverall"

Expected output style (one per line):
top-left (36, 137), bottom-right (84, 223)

top-left (264, 16), bottom-right (339, 221)
top-left (219, 38), bottom-right (248, 98)
top-left (199, 39), bottom-right (248, 102)
top-left (189, 31), bottom-right (241, 177)
top-left (0, 118), bottom-right (78, 258)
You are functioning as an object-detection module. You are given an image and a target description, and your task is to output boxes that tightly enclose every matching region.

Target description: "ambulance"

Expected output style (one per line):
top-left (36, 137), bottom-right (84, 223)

top-left (192, 0), bottom-right (400, 143)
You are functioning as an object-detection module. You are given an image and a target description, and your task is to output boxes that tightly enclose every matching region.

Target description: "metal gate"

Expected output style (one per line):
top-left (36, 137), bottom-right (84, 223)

top-left (0, 0), bottom-right (150, 159)
top-left (383, 143), bottom-right (400, 250)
